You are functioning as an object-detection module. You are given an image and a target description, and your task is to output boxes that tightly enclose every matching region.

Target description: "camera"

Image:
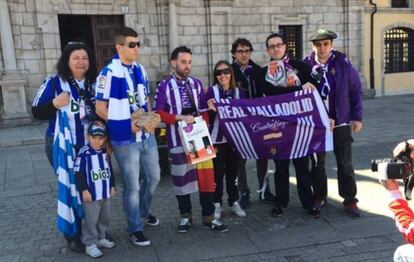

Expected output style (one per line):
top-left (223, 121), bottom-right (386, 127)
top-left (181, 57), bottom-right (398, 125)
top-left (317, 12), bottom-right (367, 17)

top-left (371, 150), bottom-right (412, 180)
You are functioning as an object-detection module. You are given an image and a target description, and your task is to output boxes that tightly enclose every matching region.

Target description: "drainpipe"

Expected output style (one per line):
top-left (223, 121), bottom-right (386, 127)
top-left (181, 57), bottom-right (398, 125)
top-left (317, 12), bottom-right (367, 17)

top-left (369, 0), bottom-right (377, 90)
top-left (204, 0), bottom-right (212, 86)
top-left (168, 0), bottom-right (178, 55)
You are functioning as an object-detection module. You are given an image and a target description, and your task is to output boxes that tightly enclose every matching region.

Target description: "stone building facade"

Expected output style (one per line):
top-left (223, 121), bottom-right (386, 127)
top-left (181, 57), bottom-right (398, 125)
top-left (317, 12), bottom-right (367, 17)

top-left (364, 0), bottom-right (414, 96)
top-left (0, 0), bottom-right (365, 125)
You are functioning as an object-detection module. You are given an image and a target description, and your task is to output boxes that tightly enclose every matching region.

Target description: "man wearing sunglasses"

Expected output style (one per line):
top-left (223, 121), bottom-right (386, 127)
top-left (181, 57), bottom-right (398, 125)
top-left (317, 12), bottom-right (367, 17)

top-left (230, 38), bottom-right (274, 209)
top-left (303, 28), bottom-right (363, 217)
top-left (95, 27), bottom-right (160, 247)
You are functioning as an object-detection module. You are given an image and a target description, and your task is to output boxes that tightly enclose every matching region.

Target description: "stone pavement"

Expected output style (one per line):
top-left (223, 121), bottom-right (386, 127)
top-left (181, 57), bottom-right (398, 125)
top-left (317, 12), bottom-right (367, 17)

top-left (1, 94), bottom-right (414, 262)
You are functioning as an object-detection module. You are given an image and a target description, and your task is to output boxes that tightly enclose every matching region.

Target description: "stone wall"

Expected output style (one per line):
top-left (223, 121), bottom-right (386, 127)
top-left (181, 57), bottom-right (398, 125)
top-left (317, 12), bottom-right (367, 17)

top-left (2, 0), bottom-right (366, 117)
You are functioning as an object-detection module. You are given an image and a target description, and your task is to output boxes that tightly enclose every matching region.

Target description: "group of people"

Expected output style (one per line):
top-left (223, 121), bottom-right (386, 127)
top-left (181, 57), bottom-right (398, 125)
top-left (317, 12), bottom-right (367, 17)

top-left (32, 26), bottom-right (364, 258)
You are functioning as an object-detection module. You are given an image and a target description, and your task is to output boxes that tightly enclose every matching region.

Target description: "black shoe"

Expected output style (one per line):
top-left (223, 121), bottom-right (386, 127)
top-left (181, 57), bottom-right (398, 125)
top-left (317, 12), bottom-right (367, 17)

top-left (239, 191), bottom-right (250, 209)
top-left (271, 206), bottom-right (284, 217)
top-left (68, 239), bottom-right (85, 253)
top-left (204, 219), bottom-right (229, 233)
top-left (143, 213), bottom-right (160, 226)
top-left (260, 190), bottom-right (276, 205)
top-left (308, 207), bottom-right (321, 218)
top-left (129, 231), bottom-right (151, 246)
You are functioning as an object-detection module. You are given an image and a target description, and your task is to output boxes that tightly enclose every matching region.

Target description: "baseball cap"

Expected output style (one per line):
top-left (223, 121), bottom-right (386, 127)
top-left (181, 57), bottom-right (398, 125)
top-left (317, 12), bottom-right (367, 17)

top-left (309, 28), bottom-right (337, 42)
top-left (88, 121), bottom-right (107, 136)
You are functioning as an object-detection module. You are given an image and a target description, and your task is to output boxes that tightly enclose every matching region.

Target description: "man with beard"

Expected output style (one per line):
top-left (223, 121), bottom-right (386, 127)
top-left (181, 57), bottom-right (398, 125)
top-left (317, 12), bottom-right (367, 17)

top-left (230, 38), bottom-right (275, 208)
top-left (155, 46), bottom-right (228, 233)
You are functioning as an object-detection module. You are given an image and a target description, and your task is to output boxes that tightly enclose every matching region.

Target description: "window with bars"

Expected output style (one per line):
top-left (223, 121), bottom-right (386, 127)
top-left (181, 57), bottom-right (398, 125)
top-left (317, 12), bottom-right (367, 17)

top-left (279, 25), bottom-right (303, 60)
top-left (391, 0), bottom-right (409, 8)
top-left (384, 27), bottom-right (414, 73)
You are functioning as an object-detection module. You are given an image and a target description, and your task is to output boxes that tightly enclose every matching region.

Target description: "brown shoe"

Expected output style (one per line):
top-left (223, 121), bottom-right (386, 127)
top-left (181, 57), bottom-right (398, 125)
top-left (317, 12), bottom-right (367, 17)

top-left (344, 202), bottom-right (361, 217)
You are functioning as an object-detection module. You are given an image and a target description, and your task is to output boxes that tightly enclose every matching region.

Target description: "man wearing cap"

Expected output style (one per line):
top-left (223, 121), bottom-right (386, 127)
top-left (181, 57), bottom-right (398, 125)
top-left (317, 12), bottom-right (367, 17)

top-left (304, 28), bottom-right (363, 217)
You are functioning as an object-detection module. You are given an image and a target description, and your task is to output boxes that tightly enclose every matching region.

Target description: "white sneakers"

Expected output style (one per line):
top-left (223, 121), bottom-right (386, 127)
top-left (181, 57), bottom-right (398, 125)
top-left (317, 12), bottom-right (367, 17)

top-left (97, 238), bottom-right (115, 249)
top-left (214, 202), bottom-right (222, 219)
top-left (214, 201), bottom-right (246, 218)
top-left (85, 244), bottom-right (103, 258)
top-left (230, 201), bottom-right (246, 217)
top-left (86, 239), bottom-right (115, 258)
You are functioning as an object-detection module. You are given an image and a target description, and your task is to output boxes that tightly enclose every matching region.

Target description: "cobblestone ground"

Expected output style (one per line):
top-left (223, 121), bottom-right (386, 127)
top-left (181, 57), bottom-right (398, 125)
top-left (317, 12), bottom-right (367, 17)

top-left (1, 94), bottom-right (414, 261)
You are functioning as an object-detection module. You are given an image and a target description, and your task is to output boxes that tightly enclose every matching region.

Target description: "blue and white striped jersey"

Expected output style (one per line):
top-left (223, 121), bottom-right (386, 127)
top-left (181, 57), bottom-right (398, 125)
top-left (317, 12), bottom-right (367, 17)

top-left (74, 145), bottom-right (114, 201)
top-left (32, 75), bottom-right (95, 147)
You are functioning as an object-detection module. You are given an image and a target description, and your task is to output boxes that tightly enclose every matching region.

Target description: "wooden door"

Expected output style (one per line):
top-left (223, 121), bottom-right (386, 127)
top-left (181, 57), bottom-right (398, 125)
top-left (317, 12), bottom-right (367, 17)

top-left (91, 16), bottom-right (124, 70)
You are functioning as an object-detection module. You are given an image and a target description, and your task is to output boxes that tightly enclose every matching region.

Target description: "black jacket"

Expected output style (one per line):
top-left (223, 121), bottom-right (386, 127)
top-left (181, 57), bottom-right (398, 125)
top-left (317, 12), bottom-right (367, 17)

top-left (232, 60), bottom-right (262, 98)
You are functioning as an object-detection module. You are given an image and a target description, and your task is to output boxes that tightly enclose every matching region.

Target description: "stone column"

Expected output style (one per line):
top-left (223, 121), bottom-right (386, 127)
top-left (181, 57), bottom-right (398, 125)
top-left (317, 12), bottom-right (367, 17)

top-left (168, 0), bottom-right (178, 54)
top-left (0, 0), bottom-right (17, 71)
top-left (0, 0), bottom-right (28, 119)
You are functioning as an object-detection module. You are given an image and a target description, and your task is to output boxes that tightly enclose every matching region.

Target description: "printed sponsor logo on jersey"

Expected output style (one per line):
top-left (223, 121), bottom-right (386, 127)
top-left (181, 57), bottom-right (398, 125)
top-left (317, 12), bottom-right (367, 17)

top-left (128, 92), bottom-right (138, 105)
top-left (97, 76), bottom-right (106, 90)
top-left (91, 168), bottom-right (111, 182)
top-left (71, 100), bottom-right (79, 113)
top-left (128, 91), bottom-right (141, 106)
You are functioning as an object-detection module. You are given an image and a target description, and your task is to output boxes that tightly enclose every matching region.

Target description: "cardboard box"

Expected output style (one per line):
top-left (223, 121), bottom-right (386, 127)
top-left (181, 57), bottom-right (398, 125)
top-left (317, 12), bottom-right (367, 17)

top-left (178, 116), bottom-right (216, 165)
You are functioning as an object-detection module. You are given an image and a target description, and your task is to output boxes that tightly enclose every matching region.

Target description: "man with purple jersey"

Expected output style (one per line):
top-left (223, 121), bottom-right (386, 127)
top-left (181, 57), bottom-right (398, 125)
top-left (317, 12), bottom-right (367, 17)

top-left (155, 46), bottom-right (228, 233)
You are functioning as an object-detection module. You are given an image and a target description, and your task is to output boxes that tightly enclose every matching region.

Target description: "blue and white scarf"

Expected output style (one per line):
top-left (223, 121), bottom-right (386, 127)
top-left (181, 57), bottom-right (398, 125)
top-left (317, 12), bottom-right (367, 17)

top-left (105, 55), bottom-right (148, 145)
top-left (53, 109), bottom-right (84, 237)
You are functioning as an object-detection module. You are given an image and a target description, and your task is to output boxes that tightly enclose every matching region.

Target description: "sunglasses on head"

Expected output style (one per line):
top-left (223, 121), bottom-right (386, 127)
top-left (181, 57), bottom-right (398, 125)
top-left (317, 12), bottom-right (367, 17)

top-left (126, 41), bottom-right (140, 48)
top-left (67, 41), bottom-right (87, 47)
top-left (215, 68), bottom-right (231, 76)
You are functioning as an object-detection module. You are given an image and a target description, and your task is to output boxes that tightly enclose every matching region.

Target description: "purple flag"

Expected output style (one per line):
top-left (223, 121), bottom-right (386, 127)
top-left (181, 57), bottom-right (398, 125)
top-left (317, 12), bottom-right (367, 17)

top-left (215, 89), bottom-right (333, 159)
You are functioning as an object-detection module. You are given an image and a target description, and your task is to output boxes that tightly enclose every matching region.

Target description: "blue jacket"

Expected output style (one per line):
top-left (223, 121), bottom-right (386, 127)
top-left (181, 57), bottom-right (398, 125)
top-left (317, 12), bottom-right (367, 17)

top-left (303, 50), bottom-right (363, 125)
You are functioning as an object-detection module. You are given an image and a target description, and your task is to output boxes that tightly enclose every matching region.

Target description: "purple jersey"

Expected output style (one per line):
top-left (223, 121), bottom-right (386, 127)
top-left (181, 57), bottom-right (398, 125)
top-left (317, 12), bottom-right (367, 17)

top-left (154, 75), bottom-right (207, 148)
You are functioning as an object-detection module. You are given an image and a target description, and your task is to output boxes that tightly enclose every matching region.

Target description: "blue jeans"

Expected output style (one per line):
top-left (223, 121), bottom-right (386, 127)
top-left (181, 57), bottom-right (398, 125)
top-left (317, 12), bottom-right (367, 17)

top-left (113, 135), bottom-right (160, 233)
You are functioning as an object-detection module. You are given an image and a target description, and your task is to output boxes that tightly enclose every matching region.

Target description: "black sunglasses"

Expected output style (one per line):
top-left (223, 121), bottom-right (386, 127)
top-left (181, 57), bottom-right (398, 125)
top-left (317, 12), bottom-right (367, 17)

top-left (126, 41), bottom-right (140, 48)
top-left (215, 68), bottom-right (231, 76)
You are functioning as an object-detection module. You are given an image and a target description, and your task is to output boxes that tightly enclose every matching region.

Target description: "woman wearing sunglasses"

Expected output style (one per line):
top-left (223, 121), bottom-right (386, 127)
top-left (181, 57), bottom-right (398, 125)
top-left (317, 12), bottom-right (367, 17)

top-left (206, 60), bottom-right (247, 219)
top-left (31, 41), bottom-right (98, 253)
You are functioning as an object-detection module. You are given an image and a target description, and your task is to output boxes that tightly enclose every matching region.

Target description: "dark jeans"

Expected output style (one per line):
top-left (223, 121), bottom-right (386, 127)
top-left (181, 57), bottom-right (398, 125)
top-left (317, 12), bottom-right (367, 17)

top-left (310, 125), bottom-right (358, 205)
top-left (274, 157), bottom-right (313, 210)
top-left (45, 133), bottom-right (83, 242)
top-left (237, 158), bottom-right (269, 193)
top-left (213, 143), bottom-right (239, 206)
top-left (176, 192), bottom-right (215, 217)
top-left (310, 152), bottom-right (327, 201)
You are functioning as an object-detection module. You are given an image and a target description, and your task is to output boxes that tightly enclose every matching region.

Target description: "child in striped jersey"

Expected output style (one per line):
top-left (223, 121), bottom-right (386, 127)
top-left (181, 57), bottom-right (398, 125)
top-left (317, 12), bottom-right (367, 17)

top-left (74, 121), bottom-right (116, 258)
